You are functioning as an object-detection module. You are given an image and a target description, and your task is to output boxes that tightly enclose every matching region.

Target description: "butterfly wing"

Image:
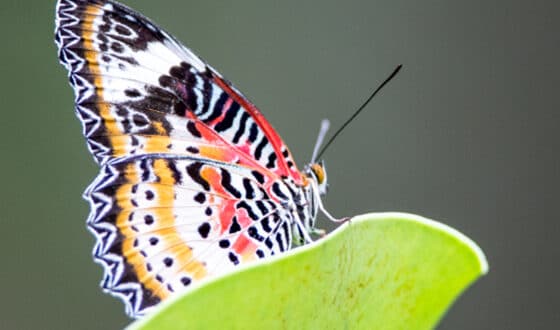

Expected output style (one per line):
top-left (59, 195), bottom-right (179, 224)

top-left (88, 155), bottom-right (291, 316)
top-left (55, 0), bottom-right (302, 181)
top-left (55, 0), bottom-right (301, 317)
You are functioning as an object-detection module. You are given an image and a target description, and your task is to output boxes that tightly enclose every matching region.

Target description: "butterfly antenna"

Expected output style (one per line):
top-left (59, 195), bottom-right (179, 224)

top-left (315, 64), bottom-right (403, 160)
top-left (311, 119), bottom-right (331, 163)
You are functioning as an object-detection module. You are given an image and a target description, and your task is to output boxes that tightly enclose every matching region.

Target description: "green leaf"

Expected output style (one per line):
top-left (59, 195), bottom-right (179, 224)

top-left (128, 212), bottom-right (488, 330)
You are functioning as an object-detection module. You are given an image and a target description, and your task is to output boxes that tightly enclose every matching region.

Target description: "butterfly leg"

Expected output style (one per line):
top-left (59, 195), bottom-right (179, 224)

top-left (310, 227), bottom-right (327, 238)
top-left (316, 191), bottom-right (350, 223)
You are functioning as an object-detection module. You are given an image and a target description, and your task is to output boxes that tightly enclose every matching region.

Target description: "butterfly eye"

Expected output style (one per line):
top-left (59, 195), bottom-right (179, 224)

top-left (310, 163), bottom-right (326, 185)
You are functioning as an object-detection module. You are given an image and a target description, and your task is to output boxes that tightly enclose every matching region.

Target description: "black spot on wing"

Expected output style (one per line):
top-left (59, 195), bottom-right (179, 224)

top-left (237, 201), bottom-right (259, 221)
top-left (139, 158), bottom-right (150, 182)
top-left (254, 136), bottom-right (268, 160)
top-left (169, 65), bottom-right (186, 80)
top-left (247, 226), bottom-right (264, 242)
top-left (242, 178), bottom-right (255, 199)
top-left (163, 257), bottom-right (173, 267)
top-left (111, 42), bottom-right (124, 53)
top-left (256, 201), bottom-right (268, 215)
top-left (198, 222), bottom-right (211, 239)
top-left (186, 121), bottom-right (201, 138)
top-left (167, 159), bottom-right (182, 184)
top-left (228, 252), bottom-right (240, 265)
top-left (125, 89), bottom-right (141, 97)
top-left (276, 232), bottom-right (285, 252)
top-left (115, 24), bottom-right (132, 36)
top-left (220, 169), bottom-right (242, 198)
top-left (232, 112), bottom-right (250, 144)
top-left (181, 277), bottom-right (192, 286)
top-left (198, 73), bottom-right (213, 116)
top-left (251, 170), bottom-right (265, 184)
top-left (271, 182), bottom-right (288, 200)
top-left (194, 192), bottom-right (206, 204)
top-left (261, 217), bottom-right (272, 233)
top-left (248, 123), bottom-right (258, 143)
top-left (229, 216), bottom-right (241, 234)
top-left (186, 162), bottom-right (210, 191)
top-left (186, 146), bottom-right (199, 154)
top-left (145, 190), bottom-right (154, 200)
top-left (266, 152), bottom-right (277, 169)
top-left (214, 102), bottom-right (240, 132)
top-left (264, 237), bottom-right (273, 249)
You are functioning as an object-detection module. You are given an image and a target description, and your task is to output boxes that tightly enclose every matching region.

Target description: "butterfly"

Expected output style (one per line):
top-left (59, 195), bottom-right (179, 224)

top-left (55, 0), bottom-right (336, 317)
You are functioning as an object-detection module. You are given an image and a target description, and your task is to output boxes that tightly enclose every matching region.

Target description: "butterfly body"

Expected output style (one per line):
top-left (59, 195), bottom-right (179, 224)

top-left (55, 0), bottom-right (328, 317)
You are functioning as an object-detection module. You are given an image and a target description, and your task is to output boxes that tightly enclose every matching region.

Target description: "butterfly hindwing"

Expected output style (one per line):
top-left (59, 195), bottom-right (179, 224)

top-left (87, 155), bottom-right (293, 316)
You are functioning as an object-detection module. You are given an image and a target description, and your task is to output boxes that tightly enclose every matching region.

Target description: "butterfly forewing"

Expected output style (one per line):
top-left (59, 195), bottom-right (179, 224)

top-left (56, 0), bottom-right (305, 317)
top-left (55, 0), bottom-right (301, 179)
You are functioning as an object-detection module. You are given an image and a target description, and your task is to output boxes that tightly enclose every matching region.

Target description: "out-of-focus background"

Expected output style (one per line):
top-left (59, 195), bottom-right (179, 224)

top-left (1, 0), bottom-right (558, 329)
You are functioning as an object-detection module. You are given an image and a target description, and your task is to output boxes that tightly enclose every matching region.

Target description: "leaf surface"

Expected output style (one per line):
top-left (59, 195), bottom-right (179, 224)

top-left (129, 212), bottom-right (488, 330)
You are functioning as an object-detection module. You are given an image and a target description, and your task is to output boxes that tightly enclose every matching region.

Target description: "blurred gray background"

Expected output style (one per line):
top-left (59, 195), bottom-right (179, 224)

top-left (1, 0), bottom-right (558, 329)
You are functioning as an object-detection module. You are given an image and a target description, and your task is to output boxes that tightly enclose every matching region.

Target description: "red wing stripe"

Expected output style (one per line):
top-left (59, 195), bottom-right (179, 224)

top-left (213, 76), bottom-right (302, 182)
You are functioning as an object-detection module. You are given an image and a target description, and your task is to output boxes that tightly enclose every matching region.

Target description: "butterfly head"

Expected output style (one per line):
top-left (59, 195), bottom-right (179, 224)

top-left (306, 161), bottom-right (328, 196)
